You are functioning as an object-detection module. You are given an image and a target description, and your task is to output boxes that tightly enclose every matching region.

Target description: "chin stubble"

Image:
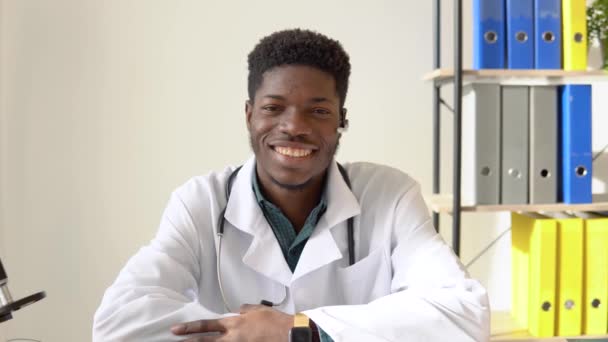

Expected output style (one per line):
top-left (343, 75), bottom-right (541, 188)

top-left (269, 176), bottom-right (312, 192)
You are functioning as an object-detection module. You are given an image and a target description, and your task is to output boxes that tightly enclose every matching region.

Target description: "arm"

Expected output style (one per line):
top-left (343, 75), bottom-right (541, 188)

top-left (303, 183), bottom-right (490, 342)
top-left (92, 190), bottom-right (232, 341)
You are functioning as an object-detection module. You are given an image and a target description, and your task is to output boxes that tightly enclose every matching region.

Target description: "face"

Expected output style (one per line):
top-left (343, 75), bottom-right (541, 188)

top-left (246, 65), bottom-right (343, 190)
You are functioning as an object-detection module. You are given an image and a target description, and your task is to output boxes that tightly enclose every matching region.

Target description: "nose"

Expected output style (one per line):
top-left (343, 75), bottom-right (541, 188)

top-left (279, 107), bottom-right (312, 137)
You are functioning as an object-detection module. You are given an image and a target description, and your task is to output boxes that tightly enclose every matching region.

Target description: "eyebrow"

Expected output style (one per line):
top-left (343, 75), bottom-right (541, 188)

top-left (310, 97), bottom-right (334, 104)
top-left (262, 95), bottom-right (334, 104)
top-left (263, 95), bottom-right (286, 100)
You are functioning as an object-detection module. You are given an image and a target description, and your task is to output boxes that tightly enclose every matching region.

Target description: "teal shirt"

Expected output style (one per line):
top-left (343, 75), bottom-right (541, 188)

top-left (251, 172), bottom-right (327, 272)
top-left (251, 172), bottom-right (334, 342)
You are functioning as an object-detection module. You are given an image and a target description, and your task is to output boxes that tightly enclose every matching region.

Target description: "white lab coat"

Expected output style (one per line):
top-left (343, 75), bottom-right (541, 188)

top-left (93, 157), bottom-right (490, 341)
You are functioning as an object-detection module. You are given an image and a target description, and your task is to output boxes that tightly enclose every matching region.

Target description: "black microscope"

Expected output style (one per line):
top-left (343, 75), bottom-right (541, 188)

top-left (0, 258), bottom-right (45, 323)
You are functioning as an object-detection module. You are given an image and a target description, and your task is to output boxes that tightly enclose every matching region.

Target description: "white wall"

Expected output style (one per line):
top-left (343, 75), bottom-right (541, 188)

top-left (0, 2), bottom-right (4, 340)
top-left (0, 0), bottom-right (606, 341)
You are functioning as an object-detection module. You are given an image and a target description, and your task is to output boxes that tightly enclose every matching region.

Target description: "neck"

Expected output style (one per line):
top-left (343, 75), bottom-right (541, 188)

top-left (256, 164), bottom-right (327, 233)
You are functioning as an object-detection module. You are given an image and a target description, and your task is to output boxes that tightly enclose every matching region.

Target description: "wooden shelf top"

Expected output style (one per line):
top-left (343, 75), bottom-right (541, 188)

top-left (428, 194), bottom-right (608, 214)
top-left (422, 68), bottom-right (608, 85)
top-left (491, 311), bottom-right (608, 341)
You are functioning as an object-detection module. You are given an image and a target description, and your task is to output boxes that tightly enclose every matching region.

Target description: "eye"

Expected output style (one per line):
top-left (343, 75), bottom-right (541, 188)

top-left (312, 108), bottom-right (331, 116)
top-left (261, 105), bottom-right (282, 113)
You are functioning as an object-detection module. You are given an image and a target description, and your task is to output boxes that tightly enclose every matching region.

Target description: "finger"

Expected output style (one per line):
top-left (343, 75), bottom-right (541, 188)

top-left (171, 319), bottom-right (226, 335)
top-left (239, 303), bottom-right (265, 314)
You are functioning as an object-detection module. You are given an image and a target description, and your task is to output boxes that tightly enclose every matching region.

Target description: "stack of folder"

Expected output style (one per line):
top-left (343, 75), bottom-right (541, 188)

top-left (473, 0), bottom-right (587, 70)
top-left (461, 84), bottom-right (592, 206)
top-left (511, 212), bottom-right (608, 337)
top-left (467, 1), bottom-right (594, 206)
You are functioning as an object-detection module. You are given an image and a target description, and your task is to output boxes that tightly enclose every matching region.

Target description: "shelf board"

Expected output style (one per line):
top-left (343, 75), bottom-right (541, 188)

top-left (428, 194), bottom-right (608, 214)
top-left (423, 68), bottom-right (608, 86)
top-left (491, 311), bottom-right (608, 341)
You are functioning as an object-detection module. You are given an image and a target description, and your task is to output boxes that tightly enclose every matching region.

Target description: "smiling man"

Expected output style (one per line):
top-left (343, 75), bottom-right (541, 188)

top-left (93, 29), bottom-right (490, 342)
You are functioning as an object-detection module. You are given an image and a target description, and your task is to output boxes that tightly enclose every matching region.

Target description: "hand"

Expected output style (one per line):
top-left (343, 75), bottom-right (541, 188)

top-left (171, 304), bottom-right (294, 342)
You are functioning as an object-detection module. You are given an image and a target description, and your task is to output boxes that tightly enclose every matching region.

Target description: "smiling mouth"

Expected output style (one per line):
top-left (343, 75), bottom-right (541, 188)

top-left (273, 146), bottom-right (313, 158)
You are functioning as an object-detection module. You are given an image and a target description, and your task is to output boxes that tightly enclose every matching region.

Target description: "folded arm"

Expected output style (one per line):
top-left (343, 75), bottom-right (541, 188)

top-left (92, 192), bottom-right (233, 341)
top-left (304, 183), bottom-right (490, 342)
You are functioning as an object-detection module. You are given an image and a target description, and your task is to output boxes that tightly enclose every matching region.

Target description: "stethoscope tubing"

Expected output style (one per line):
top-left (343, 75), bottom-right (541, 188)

top-left (216, 163), bottom-right (354, 313)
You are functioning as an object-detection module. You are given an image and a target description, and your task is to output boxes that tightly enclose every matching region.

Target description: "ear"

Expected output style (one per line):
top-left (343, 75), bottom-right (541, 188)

top-left (340, 108), bottom-right (348, 127)
top-left (245, 100), bottom-right (253, 129)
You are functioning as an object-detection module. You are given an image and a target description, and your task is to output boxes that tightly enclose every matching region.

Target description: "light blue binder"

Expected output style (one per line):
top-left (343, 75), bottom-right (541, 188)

top-left (534, 0), bottom-right (562, 69)
top-left (506, 0), bottom-right (534, 69)
top-left (473, 0), bottom-right (506, 69)
top-left (559, 85), bottom-right (592, 204)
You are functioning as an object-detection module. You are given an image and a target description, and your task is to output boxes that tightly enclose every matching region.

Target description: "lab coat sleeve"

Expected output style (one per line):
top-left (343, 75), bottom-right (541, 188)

top-left (92, 191), bottom-right (231, 341)
top-left (303, 183), bottom-right (490, 342)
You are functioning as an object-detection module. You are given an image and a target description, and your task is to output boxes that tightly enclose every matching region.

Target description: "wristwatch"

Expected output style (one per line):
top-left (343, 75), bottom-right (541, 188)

top-left (288, 313), bottom-right (312, 342)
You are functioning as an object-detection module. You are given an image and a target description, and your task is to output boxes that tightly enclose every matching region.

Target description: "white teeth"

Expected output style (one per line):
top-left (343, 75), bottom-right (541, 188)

top-left (274, 146), bottom-right (312, 157)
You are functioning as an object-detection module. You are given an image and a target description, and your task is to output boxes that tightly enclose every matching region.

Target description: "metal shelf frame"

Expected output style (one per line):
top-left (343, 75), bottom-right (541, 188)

top-left (429, 2), bottom-right (608, 257)
top-left (432, 0), bottom-right (464, 256)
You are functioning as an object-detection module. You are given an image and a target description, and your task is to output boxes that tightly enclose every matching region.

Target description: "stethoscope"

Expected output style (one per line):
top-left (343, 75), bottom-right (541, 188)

top-left (216, 163), bottom-right (355, 313)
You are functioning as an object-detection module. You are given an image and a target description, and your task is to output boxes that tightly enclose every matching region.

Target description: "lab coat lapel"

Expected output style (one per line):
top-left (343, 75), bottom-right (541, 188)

top-left (224, 157), bottom-right (293, 286)
top-left (292, 161), bottom-right (361, 281)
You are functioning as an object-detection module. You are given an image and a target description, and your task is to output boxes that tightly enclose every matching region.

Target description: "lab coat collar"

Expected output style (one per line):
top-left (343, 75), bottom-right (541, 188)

top-left (292, 160), bottom-right (361, 281)
top-left (224, 157), bottom-right (292, 286)
top-left (224, 156), bottom-right (361, 285)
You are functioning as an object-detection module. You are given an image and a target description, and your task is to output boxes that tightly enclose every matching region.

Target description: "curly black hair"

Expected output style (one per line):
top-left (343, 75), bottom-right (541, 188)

top-left (247, 29), bottom-right (351, 107)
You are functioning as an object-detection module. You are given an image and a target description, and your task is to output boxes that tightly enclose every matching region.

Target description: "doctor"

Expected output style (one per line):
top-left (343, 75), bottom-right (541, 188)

top-left (93, 29), bottom-right (490, 341)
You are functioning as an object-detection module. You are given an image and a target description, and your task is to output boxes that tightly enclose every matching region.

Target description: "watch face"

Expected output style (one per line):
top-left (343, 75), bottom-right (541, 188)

top-left (289, 327), bottom-right (312, 342)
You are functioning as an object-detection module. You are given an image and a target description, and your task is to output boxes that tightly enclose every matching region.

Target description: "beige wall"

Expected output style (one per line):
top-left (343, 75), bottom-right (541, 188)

top-left (0, 2), bottom-right (4, 341)
top-left (0, 0), bottom-right (606, 341)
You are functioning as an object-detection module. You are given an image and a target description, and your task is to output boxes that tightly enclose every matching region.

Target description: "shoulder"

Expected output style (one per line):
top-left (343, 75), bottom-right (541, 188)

top-left (171, 165), bottom-right (239, 207)
top-left (340, 161), bottom-right (420, 197)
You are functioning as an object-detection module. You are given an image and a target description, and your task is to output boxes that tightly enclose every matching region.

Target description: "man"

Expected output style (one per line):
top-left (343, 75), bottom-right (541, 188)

top-left (93, 29), bottom-right (489, 341)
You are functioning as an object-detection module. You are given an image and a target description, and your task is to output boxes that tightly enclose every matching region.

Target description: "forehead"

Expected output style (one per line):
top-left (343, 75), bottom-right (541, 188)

top-left (255, 65), bottom-right (338, 101)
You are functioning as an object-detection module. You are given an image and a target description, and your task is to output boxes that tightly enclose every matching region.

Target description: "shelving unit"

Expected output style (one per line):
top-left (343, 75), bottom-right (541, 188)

top-left (424, 68), bottom-right (608, 85)
top-left (428, 1), bottom-right (608, 256)
top-left (428, 1), bottom-right (608, 341)
top-left (428, 195), bottom-right (608, 214)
